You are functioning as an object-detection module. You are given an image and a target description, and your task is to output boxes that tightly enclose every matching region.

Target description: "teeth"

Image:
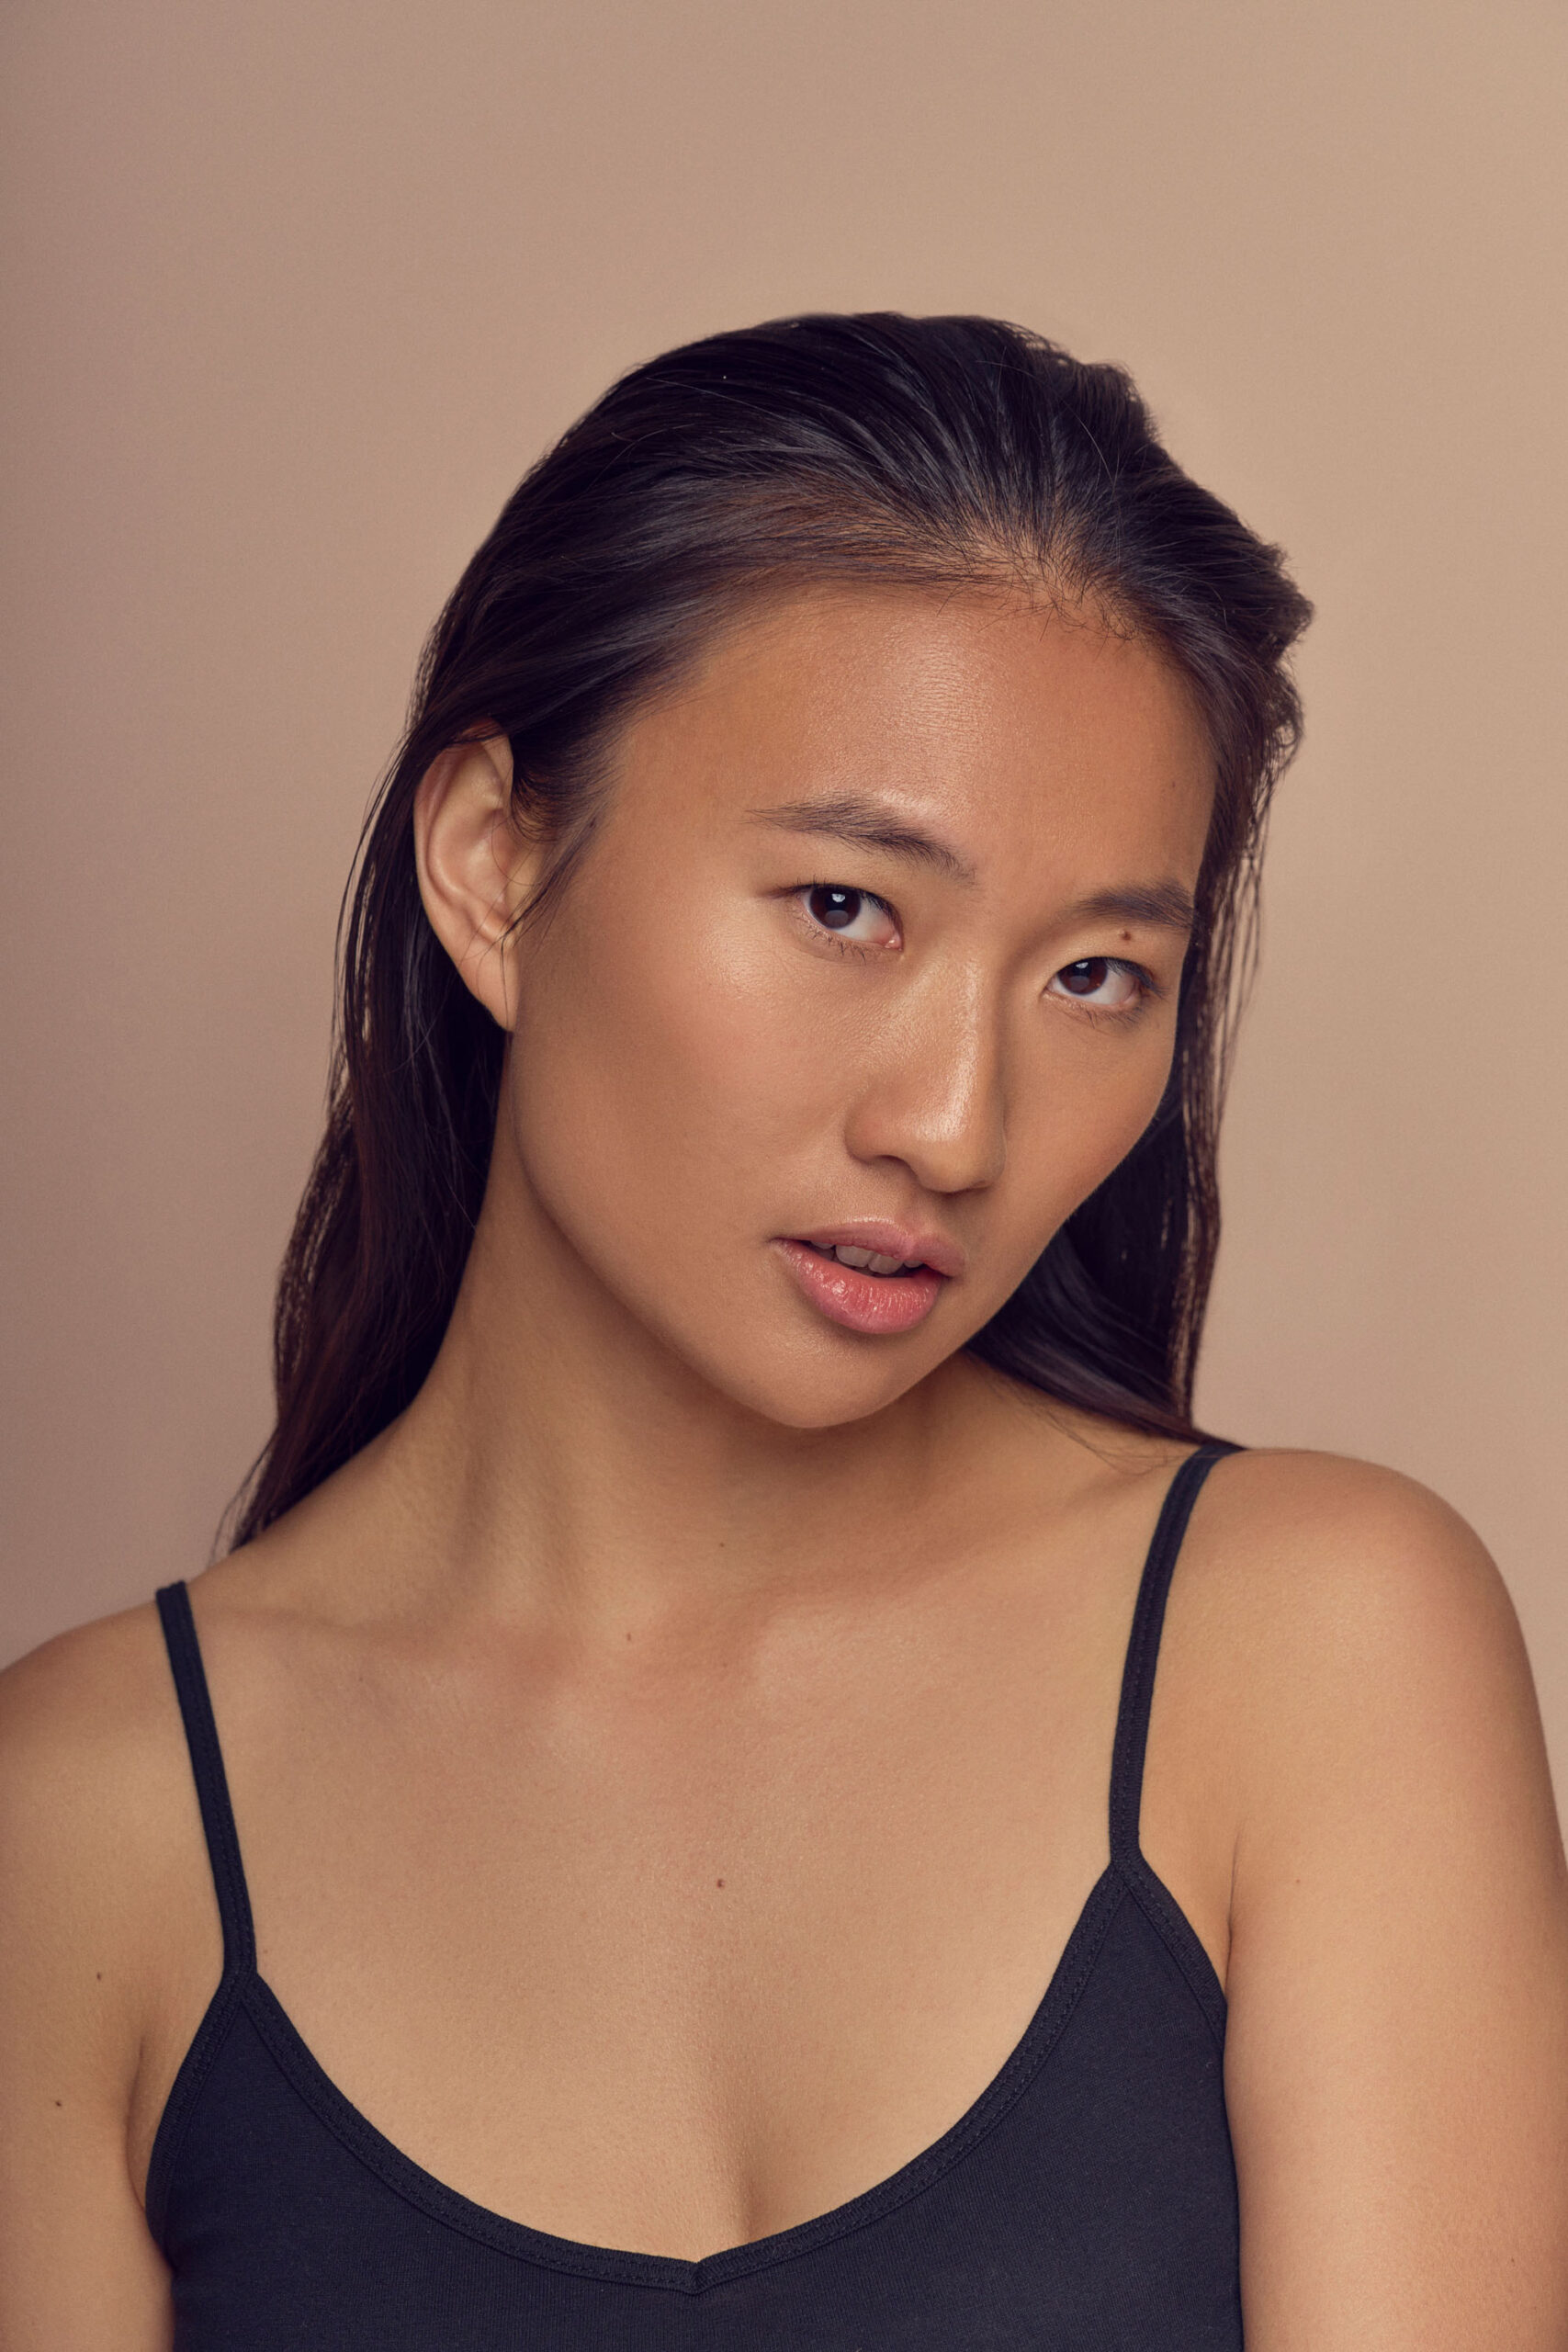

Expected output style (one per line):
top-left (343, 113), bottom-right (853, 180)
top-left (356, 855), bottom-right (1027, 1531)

top-left (815, 1243), bottom-right (921, 1276)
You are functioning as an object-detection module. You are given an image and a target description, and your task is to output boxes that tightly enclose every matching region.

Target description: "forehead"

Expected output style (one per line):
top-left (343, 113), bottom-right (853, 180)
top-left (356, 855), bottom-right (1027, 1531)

top-left (608, 582), bottom-right (1214, 877)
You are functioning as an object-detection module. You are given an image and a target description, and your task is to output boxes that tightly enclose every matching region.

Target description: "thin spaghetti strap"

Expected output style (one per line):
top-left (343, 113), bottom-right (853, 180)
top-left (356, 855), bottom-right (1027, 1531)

top-left (1108, 1442), bottom-right (1240, 1862)
top-left (154, 1582), bottom-right (256, 1978)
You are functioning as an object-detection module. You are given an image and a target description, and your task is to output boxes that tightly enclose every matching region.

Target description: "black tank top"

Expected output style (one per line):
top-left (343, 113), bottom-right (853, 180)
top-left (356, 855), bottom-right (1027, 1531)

top-left (149, 1442), bottom-right (1243, 2349)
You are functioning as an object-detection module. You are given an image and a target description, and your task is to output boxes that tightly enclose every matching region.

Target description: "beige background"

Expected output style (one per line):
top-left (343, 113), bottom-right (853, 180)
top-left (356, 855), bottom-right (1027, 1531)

top-left (4, 0), bottom-right (1565, 1792)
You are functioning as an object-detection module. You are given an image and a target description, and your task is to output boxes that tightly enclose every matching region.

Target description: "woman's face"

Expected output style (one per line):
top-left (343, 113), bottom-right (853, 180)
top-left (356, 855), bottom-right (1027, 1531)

top-left (477, 584), bottom-right (1213, 1428)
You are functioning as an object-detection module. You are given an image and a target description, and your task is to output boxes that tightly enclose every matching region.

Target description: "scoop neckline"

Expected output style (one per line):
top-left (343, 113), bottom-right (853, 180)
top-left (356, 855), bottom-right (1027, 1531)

top-left (145, 1446), bottom-right (1235, 2285)
top-left (150, 1854), bottom-right (1208, 2292)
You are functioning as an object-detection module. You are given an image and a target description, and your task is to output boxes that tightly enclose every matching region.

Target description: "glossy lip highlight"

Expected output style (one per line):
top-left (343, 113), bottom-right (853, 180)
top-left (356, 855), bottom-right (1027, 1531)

top-left (789, 1219), bottom-right (966, 1280)
top-left (773, 1219), bottom-right (961, 1337)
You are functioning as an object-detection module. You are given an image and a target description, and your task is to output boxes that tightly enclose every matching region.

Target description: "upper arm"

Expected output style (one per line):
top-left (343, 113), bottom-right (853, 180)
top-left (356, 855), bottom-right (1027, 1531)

top-left (1213, 1455), bottom-right (1568, 2350)
top-left (0, 1615), bottom-right (177, 2351)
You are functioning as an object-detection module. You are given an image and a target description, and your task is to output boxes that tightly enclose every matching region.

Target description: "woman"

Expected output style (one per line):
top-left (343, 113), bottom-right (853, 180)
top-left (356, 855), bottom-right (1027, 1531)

top-left (2, 313), bottom-right (1564, 2347)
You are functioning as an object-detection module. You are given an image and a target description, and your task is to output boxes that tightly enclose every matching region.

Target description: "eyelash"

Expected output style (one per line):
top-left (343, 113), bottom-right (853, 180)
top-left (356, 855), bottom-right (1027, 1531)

top-left (1049, 958), bottom-right (1160, 1021)
top-left (789, 883), bottom-right (1161, 1012)
top-left (791, 882), bottom-right (900, 956)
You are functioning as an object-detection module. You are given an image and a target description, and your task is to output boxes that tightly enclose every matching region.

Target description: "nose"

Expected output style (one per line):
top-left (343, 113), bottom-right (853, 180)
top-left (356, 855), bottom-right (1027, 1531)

top-left (841, 956), bottom-right (1008, 1197)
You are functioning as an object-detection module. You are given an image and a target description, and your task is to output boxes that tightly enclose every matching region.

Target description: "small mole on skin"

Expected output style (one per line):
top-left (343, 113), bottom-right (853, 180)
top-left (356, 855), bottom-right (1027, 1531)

top-left (716, 1878), bottom-right (725, 1889)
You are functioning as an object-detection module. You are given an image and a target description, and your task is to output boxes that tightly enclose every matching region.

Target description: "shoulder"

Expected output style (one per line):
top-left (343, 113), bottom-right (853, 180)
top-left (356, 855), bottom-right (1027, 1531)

top-left (1192, 1441), bottom-right (1501, 1605)
top-left (0, 1611), bottom-right (205, 2323)
top-left (0, 1600), bottom-right (211, 2093)
top-left (1186, 1445), bottom-right (1540, 1762)
top-left (1180, 1446), bottom-right (1564, 1929)
top-left (0, 1598), bottom-right (186, 1837)
top-left (1187, 1453), bottom-right (1568, 2336)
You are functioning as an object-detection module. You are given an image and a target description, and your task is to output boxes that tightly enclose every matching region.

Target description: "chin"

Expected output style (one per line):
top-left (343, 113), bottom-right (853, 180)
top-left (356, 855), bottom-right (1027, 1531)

top-left (682, 1329), bottom-right (950, 1434)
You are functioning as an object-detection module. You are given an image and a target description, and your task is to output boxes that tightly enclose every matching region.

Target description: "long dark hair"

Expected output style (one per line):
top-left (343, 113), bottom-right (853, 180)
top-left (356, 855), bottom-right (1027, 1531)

top-left (228, 311), bottom-right (1311, 1548)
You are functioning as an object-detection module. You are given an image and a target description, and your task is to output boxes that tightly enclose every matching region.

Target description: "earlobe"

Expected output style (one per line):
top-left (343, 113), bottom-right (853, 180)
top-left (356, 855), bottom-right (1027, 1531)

top-left (413, 734), bottom-right (541, 1032)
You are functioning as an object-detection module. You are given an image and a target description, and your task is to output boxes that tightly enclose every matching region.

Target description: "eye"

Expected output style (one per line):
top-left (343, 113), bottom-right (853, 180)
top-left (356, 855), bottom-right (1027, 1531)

top-left (1046, 956), bottom-right (1149, 1011)
top-left (799, 885), bottom-right (900, 948)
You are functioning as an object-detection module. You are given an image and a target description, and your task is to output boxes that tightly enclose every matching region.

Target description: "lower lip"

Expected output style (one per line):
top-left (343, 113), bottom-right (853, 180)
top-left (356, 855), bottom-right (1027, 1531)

top-left (775, 1240), bottom-right (946, 1336)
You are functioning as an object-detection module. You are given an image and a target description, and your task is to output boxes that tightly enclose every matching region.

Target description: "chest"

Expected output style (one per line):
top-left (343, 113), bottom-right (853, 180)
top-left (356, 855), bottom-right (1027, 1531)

top-left (136, 1566), bottom-right (1229, 2258)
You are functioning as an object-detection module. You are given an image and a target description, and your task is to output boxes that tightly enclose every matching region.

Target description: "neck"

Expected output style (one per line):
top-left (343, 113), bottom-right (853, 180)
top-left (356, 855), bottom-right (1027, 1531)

top-left (352, 1133), bottom-right (1088, 1637)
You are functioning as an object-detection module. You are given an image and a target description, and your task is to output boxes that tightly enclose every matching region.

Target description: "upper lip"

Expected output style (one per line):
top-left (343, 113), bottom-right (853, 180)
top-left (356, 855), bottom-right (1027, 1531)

top-left (786, 1219), bottom-right (966, 1280)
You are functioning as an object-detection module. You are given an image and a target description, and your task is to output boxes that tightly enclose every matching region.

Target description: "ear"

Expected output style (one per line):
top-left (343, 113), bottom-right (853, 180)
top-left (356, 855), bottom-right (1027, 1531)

top-left (413, 734), bottom-right (543, 1033)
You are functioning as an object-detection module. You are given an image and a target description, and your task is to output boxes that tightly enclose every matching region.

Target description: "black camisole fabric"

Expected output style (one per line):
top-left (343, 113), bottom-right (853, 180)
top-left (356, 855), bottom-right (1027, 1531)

top-left (149, 1442), bottom-right (1244, 2348)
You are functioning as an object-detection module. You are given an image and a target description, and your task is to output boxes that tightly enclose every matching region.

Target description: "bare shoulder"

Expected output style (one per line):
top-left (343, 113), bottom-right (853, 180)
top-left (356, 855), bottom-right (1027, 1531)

top-left (0, 1611), bottom-right (205, 2323)
top-left (1179, 1443), bottom-right (1565, 1932)
top-left (0, 1598), bottom-right (187, 1846)
top-left (1186, 1445), bottom-right (1548, 1774)
top-left (0, 1600), bottom-right (212, 2091)
top-left (1144, 1443), bottom-right (1562, 1970)
top-left (1188, 1454), bottom-right (1568, 2339)
top-left (1196, 1441), bottom-right (1505, 1596)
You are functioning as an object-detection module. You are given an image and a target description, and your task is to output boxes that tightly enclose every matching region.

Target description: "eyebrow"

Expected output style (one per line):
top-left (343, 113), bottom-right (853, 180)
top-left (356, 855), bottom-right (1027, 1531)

top-left (749, 795), bottom-right (977, 882)
top-left (1060, 881), bottom-right (1197, 935)
top-left (750, 794), bottom-right (1197, 934)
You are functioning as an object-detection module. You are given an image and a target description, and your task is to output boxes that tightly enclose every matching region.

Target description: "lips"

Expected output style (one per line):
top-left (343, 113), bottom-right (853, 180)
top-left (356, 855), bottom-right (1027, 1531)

top-left (790, 1221), bottom-right (965, 1281)
top-left (774, 1220), bottom-right (960, 1337)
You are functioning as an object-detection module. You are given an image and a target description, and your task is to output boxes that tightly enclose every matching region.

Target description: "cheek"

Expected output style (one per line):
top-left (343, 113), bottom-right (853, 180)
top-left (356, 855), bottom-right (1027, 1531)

top-left (1004, 1023), bottom-right (1179, 1254)
top-left (505, 880), bottom-right (829, 1251)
